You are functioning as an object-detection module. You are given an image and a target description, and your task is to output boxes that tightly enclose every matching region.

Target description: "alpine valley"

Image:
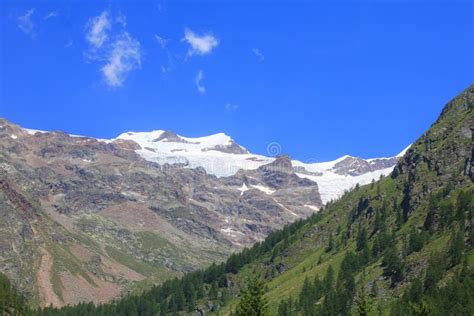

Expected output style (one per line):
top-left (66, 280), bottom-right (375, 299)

top-left (0, 116), bottom-right (402, 308)
top-left (0, 84), bottom-right (473, 315)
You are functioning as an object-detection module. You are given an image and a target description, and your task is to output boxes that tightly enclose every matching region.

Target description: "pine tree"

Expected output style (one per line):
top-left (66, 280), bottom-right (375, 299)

top-left (235, 277), bottom-right (268, 316)
top-left (278, 297), bottom-right (296, 316)
top-left (299, 277), bottom-right (313, 315)
top-left (209, 281), bottom-right (219, 300)
top-left (406, 277), bottom-right (423, 304)
top-left (449, 229), bottom-right (464, 267)
top-left (424, 254), bottom-right (444, 294)
top-left (407, 227), bottom-right (424, 254)
top-left (174, 288), bottom-right (185, 311)
top-left (370, 282), bottom-right (378, 298)
top-left (355, 290), bottom-right (372, 316)
top-left (322, 265), bottom-right (334, 292)
top-left (220, 288), bottom-right (230, 304)
top-left (456, 190), bottom-right (472, 223)
top-left (0, 273), bottom-right (29, 316)
top-left (382, 245), bottom-right (404, 285)
top-left (374, 209), bottom-right (382, 232)
top-left (325, 234), bottom-right (334, 252)
top-left (277, 300), bottom-right (289, 316)
top-left (356, 227), bottom-right (368, 252)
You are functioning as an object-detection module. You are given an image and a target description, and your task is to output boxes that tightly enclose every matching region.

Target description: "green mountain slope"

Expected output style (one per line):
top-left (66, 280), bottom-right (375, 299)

top-left (13, 84), bottom-right (474, 315)
top-left (235, 83), bottom-right (474, 315)
top-left (0, 272), bottom-right (31, 315)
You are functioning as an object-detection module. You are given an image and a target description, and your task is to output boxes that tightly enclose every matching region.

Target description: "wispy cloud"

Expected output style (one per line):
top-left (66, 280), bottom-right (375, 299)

top-left (252, 48), bottom-right (264, 61)
top-left (225, 102), bottom-right (238, 112)
top-left (116, 12), bottom-right (127, 28)
top-left (44, 11), bottom-right (58, 20)
top-left (18, 9), bottom-right (35, 36)
top-left (195, 70), bottom-right (206, 94)
top-left (154, 34), bottom-right (174, 74)
top-left (85, 11), bottom-right (111, 48)
top-left (101, 33), bottom-right (141, 87)
top-left (84, 11), bottom-right (141, 88)
top-left (154, 34), bottom-right (168, 49)
top-left (183, 28), bottom-right (218, 56)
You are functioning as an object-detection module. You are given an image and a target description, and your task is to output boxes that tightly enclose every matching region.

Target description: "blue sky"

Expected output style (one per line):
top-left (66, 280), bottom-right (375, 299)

top-left (1, 0), bottom-right (473, 162)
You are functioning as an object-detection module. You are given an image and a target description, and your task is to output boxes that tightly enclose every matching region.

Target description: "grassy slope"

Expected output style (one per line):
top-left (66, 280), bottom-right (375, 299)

top-left (216, 84), bottom-right (473, 315)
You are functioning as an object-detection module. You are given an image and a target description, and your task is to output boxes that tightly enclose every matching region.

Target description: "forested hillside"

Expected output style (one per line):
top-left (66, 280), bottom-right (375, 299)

top-left (0, 272), bottom-right (31, 315)
top-left (8, 84), bottom-right (474, 315)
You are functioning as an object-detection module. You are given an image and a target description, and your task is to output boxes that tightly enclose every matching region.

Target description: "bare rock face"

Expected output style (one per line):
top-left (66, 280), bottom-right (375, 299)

top-left (201, 140), bottom-right (249, 154)
top-left (112, 139), bottom-right (142, 151)
top-left (332, 156), bottom-right (397, 176)
top-left (0, 118), bottom-right (322, 307)
top-left (230, 155), bottom-right (323, 214)
top-left (153, 131), bottom-right (193, 143)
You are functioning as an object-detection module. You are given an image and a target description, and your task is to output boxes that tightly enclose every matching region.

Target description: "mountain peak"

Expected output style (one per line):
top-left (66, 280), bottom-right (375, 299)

top-left (153, 131), bottom-right (192, 143)
top-left (260, 155), bottom-right (293, 174)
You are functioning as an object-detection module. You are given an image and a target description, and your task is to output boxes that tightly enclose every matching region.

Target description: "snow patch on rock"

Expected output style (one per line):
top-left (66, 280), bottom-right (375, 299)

top-left (250, 184), bottom-right (275, 195)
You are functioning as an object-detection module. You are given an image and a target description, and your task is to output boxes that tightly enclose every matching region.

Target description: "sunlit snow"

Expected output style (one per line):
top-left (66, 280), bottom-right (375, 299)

top-left (21, 127), bottom-right (402, 205)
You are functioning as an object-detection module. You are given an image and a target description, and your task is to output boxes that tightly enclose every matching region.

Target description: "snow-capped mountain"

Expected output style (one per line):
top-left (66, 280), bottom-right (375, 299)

top-left (1, 117), bottom-right (408, 307)
top-left (2, 118), bottom-right (322, 305)
top-left (20, 126), bottom-right (406, 204)
top-left (115, 129), bottom-right (407, 203)
top-left (116, 130), bottom-right (272, 176)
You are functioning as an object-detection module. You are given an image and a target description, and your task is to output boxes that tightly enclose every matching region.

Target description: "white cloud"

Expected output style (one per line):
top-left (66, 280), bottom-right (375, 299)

top-left (195, 70), bottom-right (205, 94)
top-left (116, 12), bottom-right (127, 27)
top-left (101, 32), bottom-right (141, 87)
top-left (252, 48), bottom-right (264, 61)
top-left (85, 11), bottom-right (111, 48)
top-left (153, 35), bottom-right (174, 74)
top-left (84, 11), bottom-right (141, 87)
top-left (18, 9), bottom-right (35, 35)
top-left (154, 34), bottom-right (168, 49)
top-left (225, 102), bottom-right (238, 111)
top-left (44, 11), bottom-right (58, 20)
top-left (183, 28), bottom-right (218, 56)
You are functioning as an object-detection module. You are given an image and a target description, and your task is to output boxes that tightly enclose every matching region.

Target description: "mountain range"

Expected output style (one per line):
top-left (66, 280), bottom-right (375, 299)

top-left (0, 118), bottom-right (403, 307)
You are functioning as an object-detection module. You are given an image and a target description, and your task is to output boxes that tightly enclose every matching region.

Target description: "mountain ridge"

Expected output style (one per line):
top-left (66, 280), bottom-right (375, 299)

top-left (0, 116), bottom-right (406, 308)
top-left (13, 121), bottom-right (406, 203)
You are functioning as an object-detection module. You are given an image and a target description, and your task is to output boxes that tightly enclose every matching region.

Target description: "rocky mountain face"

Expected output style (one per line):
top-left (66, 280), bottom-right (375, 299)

top-left (0, 118), bottom-right (401, 308)
top-left (117, 128), bottom-right (403, 203)
top-left (0, 120), bottom-right (319, 307)
top-left (331, 155), bottom-right (398, 176)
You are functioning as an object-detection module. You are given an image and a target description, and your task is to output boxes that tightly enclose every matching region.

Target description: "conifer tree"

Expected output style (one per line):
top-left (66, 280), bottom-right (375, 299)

top-left (235, 277), bottom-right (268, 316)
top-left (449, 229), bottom-right (464, 267)
top-left (325, 234), bottom-right (334, 252)
top-left (357, 227), bottom-right (368, 252)
top-left (323, 265), bottom-right (334, 292)
top-left (210, 281), bottom-right (219, 300)
top-left (355, 290), bottom-right (372, 316)
top-left (382, 245), bottom-right (404, 285)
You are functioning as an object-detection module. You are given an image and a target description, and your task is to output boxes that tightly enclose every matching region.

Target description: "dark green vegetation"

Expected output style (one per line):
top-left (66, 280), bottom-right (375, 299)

top-left (0, 272), bottom-right (31, 315)
top-left (234, 277), bottom-right (268, 316)
top-left (6, 84), bottom-right (474, 315)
